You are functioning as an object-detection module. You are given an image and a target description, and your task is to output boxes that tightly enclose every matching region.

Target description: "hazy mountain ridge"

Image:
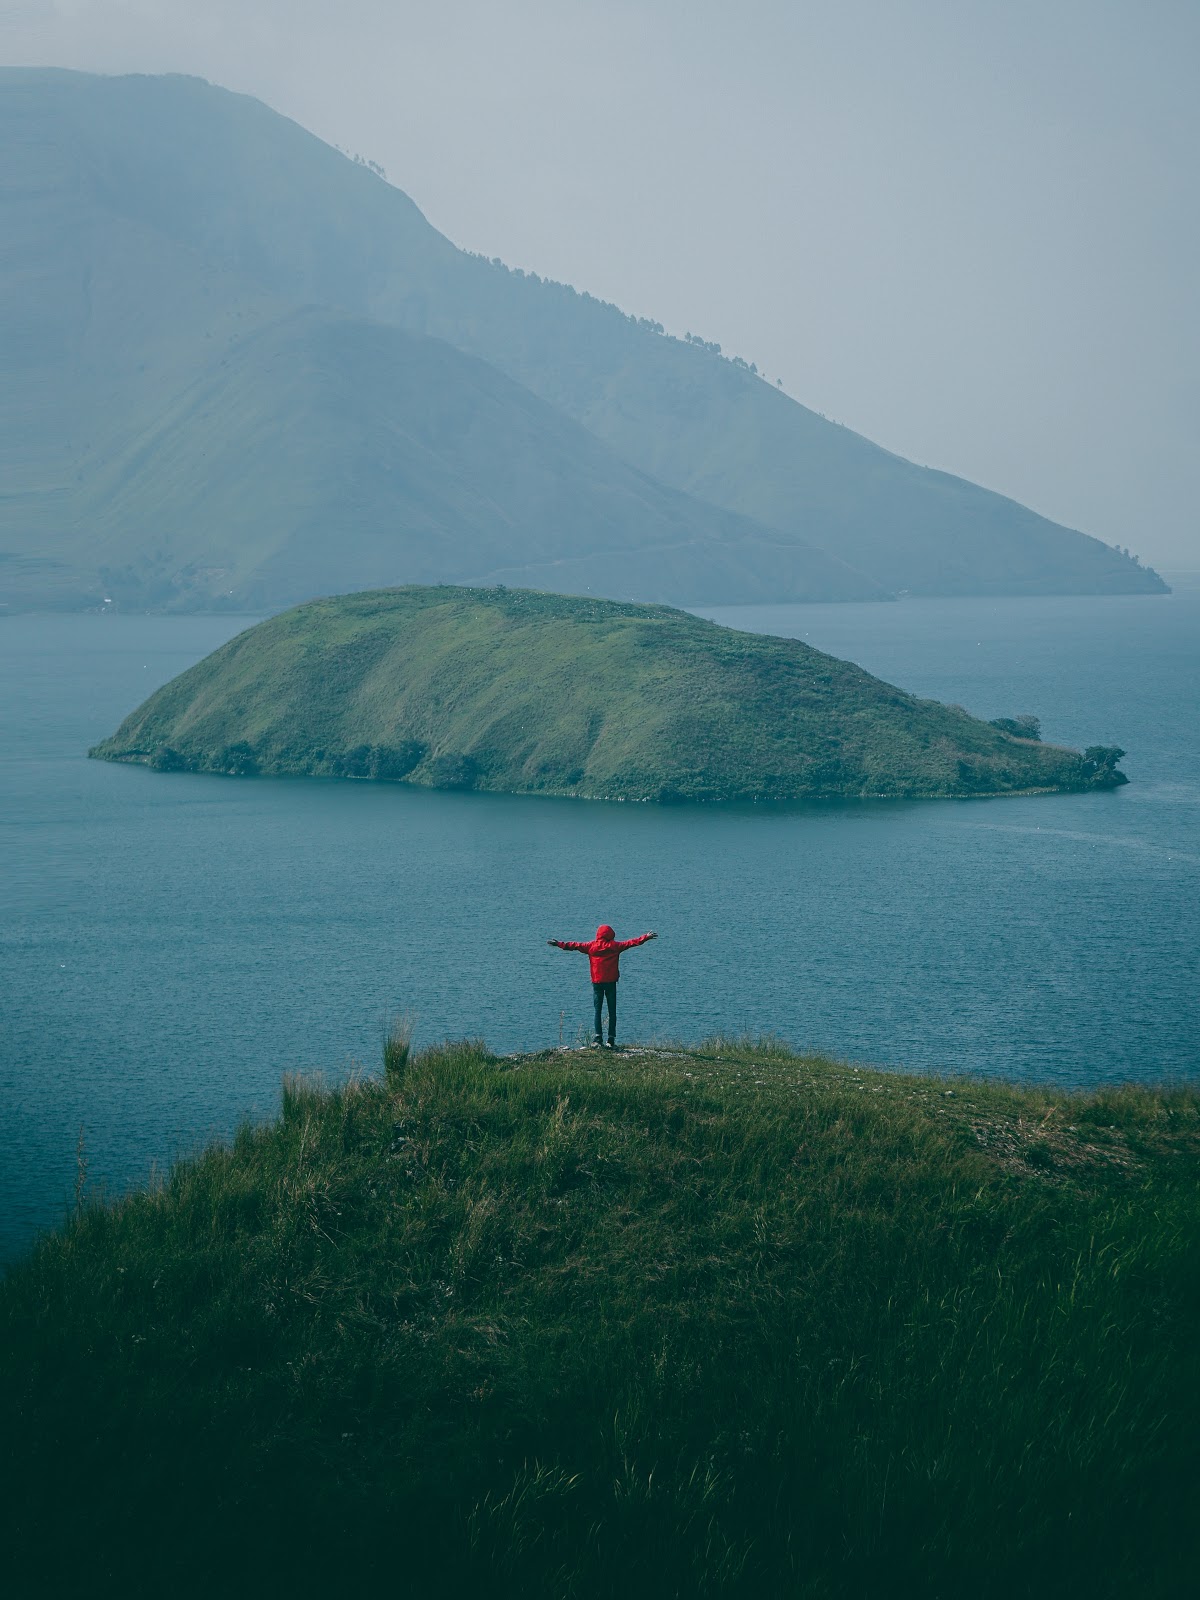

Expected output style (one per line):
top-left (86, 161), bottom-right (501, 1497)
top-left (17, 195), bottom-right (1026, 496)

top-left (0, 69), bottom-right (878, 611)
top-left (0, 68), bottom-right (1166, 610)
top-left (40, 300), bottom-right (874, 612)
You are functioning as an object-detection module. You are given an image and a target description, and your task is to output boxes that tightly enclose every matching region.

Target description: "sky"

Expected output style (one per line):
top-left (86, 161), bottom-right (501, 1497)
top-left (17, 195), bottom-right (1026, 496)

top-left (4, 0), bottom-right (1198, 568)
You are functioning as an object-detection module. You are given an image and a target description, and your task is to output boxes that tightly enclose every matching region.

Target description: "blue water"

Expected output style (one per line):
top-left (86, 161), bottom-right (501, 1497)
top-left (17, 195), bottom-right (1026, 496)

top-left (3, 585), bottom-right (1198, 1262)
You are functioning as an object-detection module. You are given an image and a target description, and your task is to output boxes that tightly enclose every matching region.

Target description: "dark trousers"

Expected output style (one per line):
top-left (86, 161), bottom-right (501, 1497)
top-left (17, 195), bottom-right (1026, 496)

top-left (593, 981), bottom-right (617, 1041)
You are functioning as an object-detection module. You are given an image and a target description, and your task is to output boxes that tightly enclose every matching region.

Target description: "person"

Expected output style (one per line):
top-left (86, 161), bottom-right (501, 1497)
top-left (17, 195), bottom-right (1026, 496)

top-left (547, 924), bottom-right (658, 1048)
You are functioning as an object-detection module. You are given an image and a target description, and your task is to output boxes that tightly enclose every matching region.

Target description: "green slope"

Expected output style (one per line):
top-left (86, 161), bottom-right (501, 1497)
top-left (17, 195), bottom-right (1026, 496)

top-left (3, 1039), bottom-right (1197, 1596)
top-left (90, 585), bottom-right (1126, 801)
top-left (0, 68), bottom-right (1164, 602)
top-left (17, 294), bottom-right (870, 612)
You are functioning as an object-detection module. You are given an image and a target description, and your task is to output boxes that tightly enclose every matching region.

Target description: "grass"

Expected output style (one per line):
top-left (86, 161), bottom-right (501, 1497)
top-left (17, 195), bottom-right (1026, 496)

top-left (2, 1036), bottom-right (1197, 1597)
top-left (90, 584), bottom-right (1124, 801)
top-left (382, 1010), bottom-right (414, 1085)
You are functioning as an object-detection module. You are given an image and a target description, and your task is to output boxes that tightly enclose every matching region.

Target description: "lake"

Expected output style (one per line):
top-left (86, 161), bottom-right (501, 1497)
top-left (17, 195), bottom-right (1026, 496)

top-left (3, 584), bottom-right (1198, 1261)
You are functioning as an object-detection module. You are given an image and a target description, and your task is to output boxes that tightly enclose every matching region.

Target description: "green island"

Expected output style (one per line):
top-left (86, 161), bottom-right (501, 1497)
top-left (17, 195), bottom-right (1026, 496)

top-left (3, 1036), bottom-right (1196, 1595)
top-left (90, 585), bottom-right (1127, 802)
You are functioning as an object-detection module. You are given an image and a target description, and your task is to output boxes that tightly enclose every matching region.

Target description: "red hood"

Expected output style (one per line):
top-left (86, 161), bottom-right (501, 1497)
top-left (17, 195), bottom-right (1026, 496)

top-left (596, 924), bottom-right (615, 942)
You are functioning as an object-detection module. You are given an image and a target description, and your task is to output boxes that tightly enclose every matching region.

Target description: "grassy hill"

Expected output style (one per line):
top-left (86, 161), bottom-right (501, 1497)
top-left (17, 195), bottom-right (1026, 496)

top-left (88, 585), bottom-right (1125, 801)
top-left (2, 1035), bottom-right (1197, 1597)
top-left (0, 68), bottom-right (1167, 610)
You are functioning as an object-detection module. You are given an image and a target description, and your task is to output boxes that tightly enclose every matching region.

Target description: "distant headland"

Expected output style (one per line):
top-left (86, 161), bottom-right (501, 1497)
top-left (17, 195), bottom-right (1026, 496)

top-left (90, 586), bottom-right (1128, 803)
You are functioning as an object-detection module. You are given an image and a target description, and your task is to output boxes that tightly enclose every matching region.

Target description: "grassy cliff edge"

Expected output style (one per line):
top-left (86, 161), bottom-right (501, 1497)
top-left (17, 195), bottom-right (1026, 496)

top-left (2, 1037), bottom-right (1197, 1597)
top-left (90, 586), bottom-right (1127, 802)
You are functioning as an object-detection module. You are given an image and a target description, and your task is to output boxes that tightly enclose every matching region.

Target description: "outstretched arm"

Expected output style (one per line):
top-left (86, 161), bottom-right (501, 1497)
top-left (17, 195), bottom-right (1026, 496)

top-left (547, 940), bottom-right (592, 952)
top-left (615, 932), bottom-right (658, 951)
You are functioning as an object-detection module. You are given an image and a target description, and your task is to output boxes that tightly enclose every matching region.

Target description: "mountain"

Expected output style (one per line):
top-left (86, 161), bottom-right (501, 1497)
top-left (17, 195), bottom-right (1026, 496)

top-left (91, 585), bottom-right (1127, 802)
top-left (0, 70), bottom-right (871, 612)
top-left (4, 285), bottom-right (872, 612)
top-left (0, 68), bottom-right (1166, 610)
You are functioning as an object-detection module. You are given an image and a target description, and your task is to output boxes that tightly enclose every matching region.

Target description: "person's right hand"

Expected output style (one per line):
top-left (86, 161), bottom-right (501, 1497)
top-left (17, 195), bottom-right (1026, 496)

top-left (647, 931), bottom-right (658, 940)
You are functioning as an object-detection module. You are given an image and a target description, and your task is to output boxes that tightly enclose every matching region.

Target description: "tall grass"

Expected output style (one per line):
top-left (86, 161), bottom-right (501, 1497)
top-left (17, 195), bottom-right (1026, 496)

top-left (1, 1038), bottom-right (1197, 1597)
top-left (382, 1009), bottom-right (413, 1084)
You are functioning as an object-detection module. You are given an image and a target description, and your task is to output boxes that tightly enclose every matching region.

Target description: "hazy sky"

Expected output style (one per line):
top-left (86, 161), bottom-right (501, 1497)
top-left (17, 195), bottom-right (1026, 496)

top-left (5, 0), bottom-right (1198, 567)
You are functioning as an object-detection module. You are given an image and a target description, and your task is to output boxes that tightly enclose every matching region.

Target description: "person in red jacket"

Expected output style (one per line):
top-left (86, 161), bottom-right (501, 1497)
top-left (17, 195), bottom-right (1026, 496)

top-left (548, 924), bottom-right (658, 1048)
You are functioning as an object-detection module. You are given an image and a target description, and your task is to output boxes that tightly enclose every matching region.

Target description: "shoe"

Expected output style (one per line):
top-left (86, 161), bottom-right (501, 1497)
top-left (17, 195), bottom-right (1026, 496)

top-left (591, 1037), bottom-right (603, 1048)
top-left (605, 1040), bottom-right (617, 1050)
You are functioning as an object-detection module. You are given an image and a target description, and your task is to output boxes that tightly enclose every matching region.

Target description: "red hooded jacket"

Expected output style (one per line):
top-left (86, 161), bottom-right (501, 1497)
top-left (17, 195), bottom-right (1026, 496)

top-left (551, 925), bottom-right (654, 983)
